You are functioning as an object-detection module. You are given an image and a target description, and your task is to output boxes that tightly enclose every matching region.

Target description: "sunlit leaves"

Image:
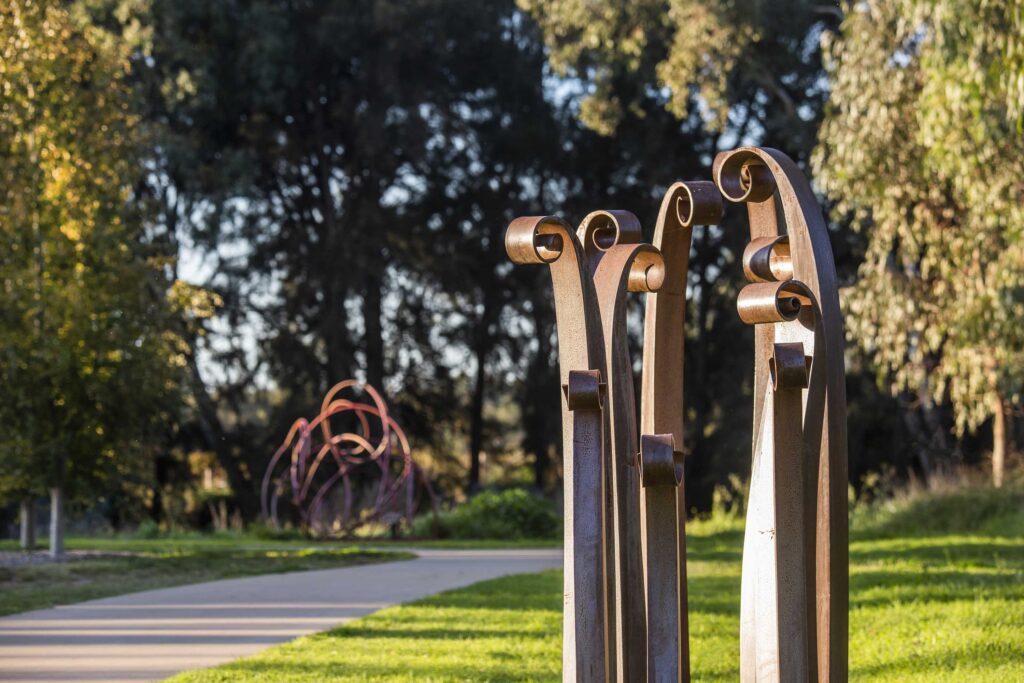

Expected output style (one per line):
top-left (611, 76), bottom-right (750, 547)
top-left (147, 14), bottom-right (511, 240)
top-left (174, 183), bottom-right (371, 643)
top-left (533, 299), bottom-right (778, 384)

top-left (0, 0), bottom-right (185, 500)
top-left (814, 0), bottom-right (1024, 434)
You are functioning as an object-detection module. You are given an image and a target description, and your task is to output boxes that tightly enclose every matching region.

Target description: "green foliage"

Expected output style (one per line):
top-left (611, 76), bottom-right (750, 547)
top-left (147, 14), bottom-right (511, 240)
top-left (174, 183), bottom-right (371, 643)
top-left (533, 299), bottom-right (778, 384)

top-left (0, 0), bottom-right (188, 504)
top-left (413, 488), bottom-right (560, 540)
top-left (246, 520), bottom-right (305, 542)
top-left (172, 486), bottom-right (1024, 682)
top-left (519, 0), bottom-right (836, 136)
top-left (133, 519), bottom-right (161, 539)
top-left (814, 1), bottom-right (1024, 438)
top-left (853, 481), bottom-right (1024, 538)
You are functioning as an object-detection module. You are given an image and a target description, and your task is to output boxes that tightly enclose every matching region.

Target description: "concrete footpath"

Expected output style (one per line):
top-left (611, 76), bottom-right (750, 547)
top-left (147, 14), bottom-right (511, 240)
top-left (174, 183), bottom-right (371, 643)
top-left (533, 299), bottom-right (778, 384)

top-left (0, 548), bottom-right (562, 682)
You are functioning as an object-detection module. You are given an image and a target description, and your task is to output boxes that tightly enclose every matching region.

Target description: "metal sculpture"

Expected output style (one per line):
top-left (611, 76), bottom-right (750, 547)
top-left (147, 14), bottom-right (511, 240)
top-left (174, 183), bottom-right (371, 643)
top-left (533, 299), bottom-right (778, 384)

top-left (506, 146), bottom-right (847, 682)
top-left (260, 380), bottom-right (437, 537)
top-left (715, 147), bottom-right (848, 683)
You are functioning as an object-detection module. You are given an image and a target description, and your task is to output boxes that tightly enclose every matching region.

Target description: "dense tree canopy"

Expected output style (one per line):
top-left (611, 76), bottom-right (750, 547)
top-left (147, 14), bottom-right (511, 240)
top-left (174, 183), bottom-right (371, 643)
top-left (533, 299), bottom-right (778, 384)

top-left (814, 0), bottom-right (1024, 484)
top-left (1, 0), bottom-right (1020, 532)
top-left (0, 0), bottom-right (186, 532)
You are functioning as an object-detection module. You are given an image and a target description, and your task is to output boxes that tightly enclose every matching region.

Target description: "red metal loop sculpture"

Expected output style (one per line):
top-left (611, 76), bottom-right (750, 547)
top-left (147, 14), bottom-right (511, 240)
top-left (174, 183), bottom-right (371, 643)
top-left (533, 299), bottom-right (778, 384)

top-left (260, 380), bottom-right (437, 537)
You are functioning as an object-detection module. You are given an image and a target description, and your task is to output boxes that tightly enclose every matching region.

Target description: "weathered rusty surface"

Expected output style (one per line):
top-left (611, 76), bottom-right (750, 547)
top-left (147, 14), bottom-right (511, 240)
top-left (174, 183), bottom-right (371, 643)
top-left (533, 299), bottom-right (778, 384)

top-left (638, 433), bottom-right (684, 682)
top-left (506, 216), bottom-right (609, 682)
top-left (564, 369), bottom-right (610, 683)
top-left (505, 150), bottom-right (844, 683)
top-left (716, 147), bottom-right (848, 683)
top-left (589, 233), bottom-right (664, 683)
top-left (640, 181), bottom-right (722, 682)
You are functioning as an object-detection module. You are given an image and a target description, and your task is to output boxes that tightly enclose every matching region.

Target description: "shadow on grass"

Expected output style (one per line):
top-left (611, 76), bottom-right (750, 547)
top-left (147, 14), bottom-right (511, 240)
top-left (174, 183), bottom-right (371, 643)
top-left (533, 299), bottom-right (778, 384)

top-left (851, 639), bottom-right (1024, 679)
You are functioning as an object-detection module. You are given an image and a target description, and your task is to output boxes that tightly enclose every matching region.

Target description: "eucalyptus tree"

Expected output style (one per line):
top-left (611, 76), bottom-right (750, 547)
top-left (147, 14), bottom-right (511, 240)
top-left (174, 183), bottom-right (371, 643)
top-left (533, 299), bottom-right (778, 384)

top-left (814, 0), bottom-right (1024, 485)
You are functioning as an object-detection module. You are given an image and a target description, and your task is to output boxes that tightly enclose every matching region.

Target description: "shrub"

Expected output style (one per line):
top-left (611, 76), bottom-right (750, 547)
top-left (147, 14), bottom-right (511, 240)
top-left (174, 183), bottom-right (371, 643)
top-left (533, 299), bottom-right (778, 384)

top-left (413, 488), bottom-right (560, 540)
top-left (133, 519), bottom-right (161, 539)
top-left (247, 520), bottom-right (304, 541)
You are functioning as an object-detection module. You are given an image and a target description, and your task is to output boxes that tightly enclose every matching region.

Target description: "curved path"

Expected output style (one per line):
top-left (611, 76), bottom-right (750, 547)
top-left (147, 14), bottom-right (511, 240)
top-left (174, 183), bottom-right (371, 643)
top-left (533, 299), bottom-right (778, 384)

top-left (0, 548), bottom-right (561, 683)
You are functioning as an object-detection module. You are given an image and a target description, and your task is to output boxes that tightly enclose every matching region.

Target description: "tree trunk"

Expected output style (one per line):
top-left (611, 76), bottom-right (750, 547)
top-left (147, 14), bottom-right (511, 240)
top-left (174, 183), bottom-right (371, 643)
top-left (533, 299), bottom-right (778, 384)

top-left (992, 393), bottom-right (1007, 488)
top-left (525, 296), bottom-right (556, 490)
top-left (363, 269), bottom-right (386, 391)
top-left (19, 498), bottom-right (36, 549)
top-left (898, 392), bottom-right (934, 480)
top-left (187, 352), bottom-right (258, 518)
top-left (49, 486), bottom-right (64, 558)
top-left (468, 341), bottom-right (488, 492)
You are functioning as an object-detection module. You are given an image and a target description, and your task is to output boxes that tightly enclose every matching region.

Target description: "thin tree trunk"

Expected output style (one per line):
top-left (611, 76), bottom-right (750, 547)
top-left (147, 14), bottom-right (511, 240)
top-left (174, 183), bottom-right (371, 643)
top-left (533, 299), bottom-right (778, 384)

top-left (19, 498), bottom-right (36, 549)
top-left (363, 269), bottom-right (385, 391)
top-left (898, 392), bottom-right (934, 480)
top-left (523, 289), bottom-right (556, 490)
top-left (187, 352), bottom-right (257, 518)
top-left (49, 486), bottom-right (64, 558)
top-left (992, 393), bottom-right (1007, 488)
top-left (468, 341), bottom-right (488, 492)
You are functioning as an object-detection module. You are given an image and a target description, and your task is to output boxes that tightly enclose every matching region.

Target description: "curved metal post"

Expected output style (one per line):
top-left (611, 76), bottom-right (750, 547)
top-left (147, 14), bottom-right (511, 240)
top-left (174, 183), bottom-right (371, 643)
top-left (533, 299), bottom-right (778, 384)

top-left (578, 210), bottom-right (665, 682)
top-left (640, 182), bottom-right (723, 681)
top-left (714, 148), bottom-right (848, 683)
top-left (638, 433), bottom-right (685, 682)
top-left (506, 216), bottom-right (609, 682)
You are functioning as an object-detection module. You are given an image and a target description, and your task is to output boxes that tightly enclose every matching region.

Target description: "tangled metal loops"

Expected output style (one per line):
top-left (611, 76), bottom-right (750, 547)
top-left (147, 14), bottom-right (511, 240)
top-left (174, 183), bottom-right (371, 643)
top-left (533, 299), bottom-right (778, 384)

top-left (260, 380), bottom-right (437, 537)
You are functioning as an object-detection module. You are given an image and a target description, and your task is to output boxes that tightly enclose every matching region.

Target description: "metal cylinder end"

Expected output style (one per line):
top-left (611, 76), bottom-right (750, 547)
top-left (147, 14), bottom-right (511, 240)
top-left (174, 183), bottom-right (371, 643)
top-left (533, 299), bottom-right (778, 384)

top-left (639, 434), bottom-right (682, 488)
top-left (577, 209), bottom-right (642, 252)
top-left (770, 342), bottom-right (810, 390)
top-left (627, 246), bottom-right (666, 293)
top-left (505, 215), bottom-right (573, 265)
top-left (736, 280), bottom-right (813, 325)
top-left (675, 181), bottom-right (724, 227)
top-left (563, 370), bottom-right (604, 411)
top-left (742, 235), bottom-right (794, 283)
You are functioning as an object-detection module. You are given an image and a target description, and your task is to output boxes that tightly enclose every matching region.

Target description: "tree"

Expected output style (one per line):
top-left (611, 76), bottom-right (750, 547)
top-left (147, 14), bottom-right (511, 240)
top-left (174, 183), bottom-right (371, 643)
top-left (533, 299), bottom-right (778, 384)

top-left (0, 0), bottom-right (186, 553)
top-left (139, 0), bottom-right (638, 497)
top-left (813, 0), bottom-right (1024, 486)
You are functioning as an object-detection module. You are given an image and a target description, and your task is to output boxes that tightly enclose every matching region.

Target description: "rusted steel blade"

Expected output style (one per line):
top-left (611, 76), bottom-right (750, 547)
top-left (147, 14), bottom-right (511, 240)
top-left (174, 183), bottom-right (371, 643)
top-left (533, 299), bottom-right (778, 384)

top-left (715, 148), bottom-right (848, 683)
top-left (638, 433), bottom-right (685, 682)
top-left (586, 218), bottom-right (664, 683)
top-left (640, 181), bottom-right (723, 682)
top-left (564, 369), bottom-right (610, 683)
top-left (507, 216), bottom-right (610, 682)
top-left (739, 341), bottom-right (811, 683)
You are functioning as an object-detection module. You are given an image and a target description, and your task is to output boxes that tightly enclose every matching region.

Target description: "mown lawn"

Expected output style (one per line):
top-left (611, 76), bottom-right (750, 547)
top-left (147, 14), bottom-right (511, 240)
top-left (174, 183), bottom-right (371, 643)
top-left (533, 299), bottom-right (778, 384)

top-left (170, 485), bottom-right (1024, 682)
top-left (0, 545), bottom-right (412, 617)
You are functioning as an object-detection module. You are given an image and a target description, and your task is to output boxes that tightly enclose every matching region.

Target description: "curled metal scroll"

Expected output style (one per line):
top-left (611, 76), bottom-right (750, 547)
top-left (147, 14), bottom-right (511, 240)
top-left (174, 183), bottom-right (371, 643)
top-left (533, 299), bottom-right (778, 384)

top-left (260, 381), bottom-right (437, 537)
top-left (715, 147), bottom-right (848, 683)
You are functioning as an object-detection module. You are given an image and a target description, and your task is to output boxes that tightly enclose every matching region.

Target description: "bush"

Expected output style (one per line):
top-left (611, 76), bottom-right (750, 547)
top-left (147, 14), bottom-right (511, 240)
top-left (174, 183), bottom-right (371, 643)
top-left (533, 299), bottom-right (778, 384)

top-left (133, 519), bottom-right (161, 539)
top-left (247, 520), bottom-right (304, 541)
top-left (413, 488), bottom-right (560, 540)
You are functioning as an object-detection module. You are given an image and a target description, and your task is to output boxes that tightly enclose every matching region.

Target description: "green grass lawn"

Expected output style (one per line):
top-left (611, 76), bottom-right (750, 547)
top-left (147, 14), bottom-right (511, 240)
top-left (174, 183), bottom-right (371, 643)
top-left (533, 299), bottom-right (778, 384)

top-left (0, 544), bottom-right (412, 617)
top-left (0, 534), bottom-right (560, 555)
top-left (170, 485), bottom-right (1024, 682)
